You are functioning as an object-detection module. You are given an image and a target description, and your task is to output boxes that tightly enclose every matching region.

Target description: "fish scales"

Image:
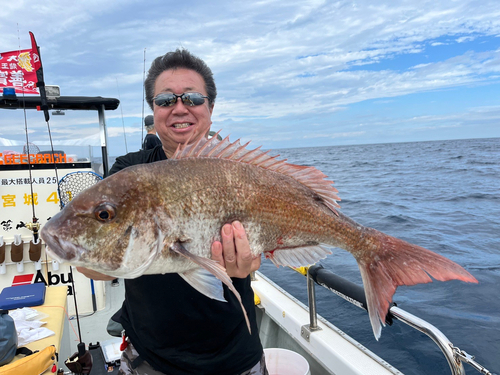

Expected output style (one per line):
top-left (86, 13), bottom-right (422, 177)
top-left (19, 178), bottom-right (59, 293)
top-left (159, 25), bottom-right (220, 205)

top-left (40, 132), bottom-right (477, 339)
top-left (146, 158), bottom-right (336, 256)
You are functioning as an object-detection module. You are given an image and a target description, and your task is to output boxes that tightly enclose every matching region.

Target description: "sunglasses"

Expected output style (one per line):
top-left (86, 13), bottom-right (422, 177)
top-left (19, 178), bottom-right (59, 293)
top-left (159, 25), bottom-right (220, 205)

top-left (153, 92), bottom-right (209, 107)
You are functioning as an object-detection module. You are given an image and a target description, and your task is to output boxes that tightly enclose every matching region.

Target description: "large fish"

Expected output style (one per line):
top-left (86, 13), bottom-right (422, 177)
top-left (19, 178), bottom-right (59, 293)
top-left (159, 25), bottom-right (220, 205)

top-left (40, 132), bottom-right (477, 338)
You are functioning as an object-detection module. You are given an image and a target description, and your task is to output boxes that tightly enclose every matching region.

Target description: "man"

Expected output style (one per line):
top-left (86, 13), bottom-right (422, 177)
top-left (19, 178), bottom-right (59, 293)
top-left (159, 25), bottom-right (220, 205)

top-left (77, 49), bottom-right (267, 375)
top-left (142, 115), bottom-right (162, 150)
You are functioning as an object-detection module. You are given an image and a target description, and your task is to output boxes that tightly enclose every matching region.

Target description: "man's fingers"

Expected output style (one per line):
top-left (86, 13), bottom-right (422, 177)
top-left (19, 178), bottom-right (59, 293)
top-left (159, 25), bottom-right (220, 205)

top-left (230, 221), bottom-right (255, 278)
top-left (232, 221), bottom-right (253, 264)
top-left (221, 223), bottom-right (237, 270)
top-left (211, 241), bottom-right (224, 267)
top-left (214, 221), bottom-right (261, 278)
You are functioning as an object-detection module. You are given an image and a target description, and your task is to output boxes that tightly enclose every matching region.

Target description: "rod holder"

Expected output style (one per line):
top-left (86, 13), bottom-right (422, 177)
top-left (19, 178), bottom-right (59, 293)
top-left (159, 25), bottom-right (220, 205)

top-left (0, 237), bottom-right (5, 275)
top-left (11, 234), bottom-right (24, 273)
top-left (29, 240), bottom-right (43, 270)
top-left (45, 244), bottom-right (60, 270)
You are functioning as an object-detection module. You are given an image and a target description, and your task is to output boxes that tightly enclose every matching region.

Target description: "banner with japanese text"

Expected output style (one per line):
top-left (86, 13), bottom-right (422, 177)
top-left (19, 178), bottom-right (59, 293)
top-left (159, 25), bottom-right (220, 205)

top-left (0, 47), bottom-right (40, 95)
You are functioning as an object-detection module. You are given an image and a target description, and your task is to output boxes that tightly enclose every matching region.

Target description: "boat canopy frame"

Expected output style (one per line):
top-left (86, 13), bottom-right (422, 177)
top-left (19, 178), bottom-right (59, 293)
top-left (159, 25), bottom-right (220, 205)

top-left (0, 95), bottom-right (119, 111)
top-left (0, 95), bottom-right (120, 177)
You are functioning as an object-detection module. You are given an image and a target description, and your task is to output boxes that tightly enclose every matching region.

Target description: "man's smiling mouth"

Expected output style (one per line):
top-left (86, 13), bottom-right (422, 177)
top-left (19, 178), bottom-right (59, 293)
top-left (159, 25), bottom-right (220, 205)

top-left (172, 123), bottom-right (192, 129)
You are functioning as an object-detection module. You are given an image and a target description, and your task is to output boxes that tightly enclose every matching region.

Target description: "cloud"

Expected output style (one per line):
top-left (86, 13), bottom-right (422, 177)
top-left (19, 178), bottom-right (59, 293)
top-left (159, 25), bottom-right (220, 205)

top-left (1, 1), bottom-right (499, 152)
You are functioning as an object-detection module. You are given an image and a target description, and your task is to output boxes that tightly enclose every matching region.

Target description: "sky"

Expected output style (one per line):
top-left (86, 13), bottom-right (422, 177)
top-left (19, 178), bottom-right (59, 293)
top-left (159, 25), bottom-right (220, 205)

top-left (0, 0), bottom-right (499, 157)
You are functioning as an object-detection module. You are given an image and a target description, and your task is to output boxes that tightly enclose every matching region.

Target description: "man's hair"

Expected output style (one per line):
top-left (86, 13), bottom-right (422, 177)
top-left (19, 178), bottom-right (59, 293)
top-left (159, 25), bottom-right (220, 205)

top-left (144, 49), bottom-right (217, 110)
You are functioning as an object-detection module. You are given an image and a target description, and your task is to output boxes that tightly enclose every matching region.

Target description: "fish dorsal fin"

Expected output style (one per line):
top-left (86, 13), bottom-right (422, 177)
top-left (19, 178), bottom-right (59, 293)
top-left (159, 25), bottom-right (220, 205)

top-left (172, 130), bottom-right (340, 212)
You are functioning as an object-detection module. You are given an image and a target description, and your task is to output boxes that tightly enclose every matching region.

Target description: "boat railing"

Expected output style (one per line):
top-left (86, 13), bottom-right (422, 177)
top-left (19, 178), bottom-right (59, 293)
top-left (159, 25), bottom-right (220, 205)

top-left (299, 264), bottom-right (495, 375)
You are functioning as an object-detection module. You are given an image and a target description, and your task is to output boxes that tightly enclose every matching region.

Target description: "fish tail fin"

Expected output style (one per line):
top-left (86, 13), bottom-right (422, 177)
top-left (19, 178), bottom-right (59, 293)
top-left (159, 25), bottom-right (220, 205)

top-left (355, 230), bottom-right (477, 340)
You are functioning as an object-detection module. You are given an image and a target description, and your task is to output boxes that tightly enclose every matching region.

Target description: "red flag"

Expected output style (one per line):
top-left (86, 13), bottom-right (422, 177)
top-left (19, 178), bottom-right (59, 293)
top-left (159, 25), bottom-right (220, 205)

top-left (29, 31), bottom-right (41, 72)
top-left (0, 35), bottom-right (40, 95)
top-left (28, 31), bottom-right (50, 122)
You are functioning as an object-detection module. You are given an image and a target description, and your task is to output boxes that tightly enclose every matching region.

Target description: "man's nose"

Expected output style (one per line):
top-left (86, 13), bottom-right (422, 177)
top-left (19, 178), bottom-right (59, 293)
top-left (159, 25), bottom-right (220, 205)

top-left (171, 98), bottom-right (189, 114)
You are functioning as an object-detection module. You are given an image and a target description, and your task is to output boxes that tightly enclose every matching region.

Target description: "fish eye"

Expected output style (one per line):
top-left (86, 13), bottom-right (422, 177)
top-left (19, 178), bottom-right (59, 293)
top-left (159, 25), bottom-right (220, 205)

top-left (94, 204), bottom-right (116, 222)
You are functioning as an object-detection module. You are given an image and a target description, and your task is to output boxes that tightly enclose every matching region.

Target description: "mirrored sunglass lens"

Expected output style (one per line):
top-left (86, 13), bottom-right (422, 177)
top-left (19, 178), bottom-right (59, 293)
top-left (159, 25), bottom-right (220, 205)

top-left (182, 93), bottom-right (206, 106)
top-left (154, 93), bottom-right (207, 107)
top-left (155, 94), bottom-right (176, 106)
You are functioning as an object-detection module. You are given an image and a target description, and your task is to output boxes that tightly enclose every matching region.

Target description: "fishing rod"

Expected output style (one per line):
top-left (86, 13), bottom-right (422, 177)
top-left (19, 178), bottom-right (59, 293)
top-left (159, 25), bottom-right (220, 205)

top-left (30, 30), bottom-right (61, 286)
top-left (64, 266), bottom-right (93, 374)
top-left (17, 27), bottom-right (40, 245)
top-left (115, 78), bottom-right (128, 154)
top-left (12, 27), bottom-right (45, 277)
top-left (141, 48), bottom-right (146, 146)
top-left (27, 31), bottom-right (93, 375)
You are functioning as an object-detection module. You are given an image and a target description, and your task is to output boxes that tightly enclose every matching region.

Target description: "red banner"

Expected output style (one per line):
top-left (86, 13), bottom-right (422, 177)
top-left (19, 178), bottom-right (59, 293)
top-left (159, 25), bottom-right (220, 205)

top-left (0, 47), bottom-right (39, 95)
top-left (29, 31), bottom-right (42, 72)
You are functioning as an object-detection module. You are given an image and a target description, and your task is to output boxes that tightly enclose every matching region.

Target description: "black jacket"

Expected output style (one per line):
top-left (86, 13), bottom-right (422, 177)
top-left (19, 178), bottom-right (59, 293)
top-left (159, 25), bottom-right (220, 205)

top-left (142, 133), bottom-right (162, 150)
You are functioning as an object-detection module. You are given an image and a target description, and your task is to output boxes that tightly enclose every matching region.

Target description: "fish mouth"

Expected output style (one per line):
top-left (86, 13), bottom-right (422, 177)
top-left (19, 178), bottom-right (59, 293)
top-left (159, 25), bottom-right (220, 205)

top-left (41, 232), bottom-right (86, 264)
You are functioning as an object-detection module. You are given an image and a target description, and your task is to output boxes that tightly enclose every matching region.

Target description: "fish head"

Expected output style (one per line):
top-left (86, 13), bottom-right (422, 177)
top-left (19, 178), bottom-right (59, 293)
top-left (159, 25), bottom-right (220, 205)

top-left (40, 170), bottom-right (166, 278)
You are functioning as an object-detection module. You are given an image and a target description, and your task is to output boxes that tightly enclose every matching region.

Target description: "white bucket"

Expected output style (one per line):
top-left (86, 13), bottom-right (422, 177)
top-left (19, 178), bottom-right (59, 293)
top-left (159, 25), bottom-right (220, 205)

top-left (264, 348), bottom-right (311, 375)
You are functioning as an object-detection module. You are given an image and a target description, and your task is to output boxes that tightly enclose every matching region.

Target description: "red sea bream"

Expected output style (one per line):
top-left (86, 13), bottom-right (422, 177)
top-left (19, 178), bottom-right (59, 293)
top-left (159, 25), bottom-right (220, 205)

top-left (40, 132), bottom-right (477, 338)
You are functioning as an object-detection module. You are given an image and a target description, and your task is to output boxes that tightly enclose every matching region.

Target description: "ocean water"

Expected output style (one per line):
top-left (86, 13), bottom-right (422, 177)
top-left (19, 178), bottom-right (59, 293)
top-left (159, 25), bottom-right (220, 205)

top-left (258, 138), bottom-right (500, 375)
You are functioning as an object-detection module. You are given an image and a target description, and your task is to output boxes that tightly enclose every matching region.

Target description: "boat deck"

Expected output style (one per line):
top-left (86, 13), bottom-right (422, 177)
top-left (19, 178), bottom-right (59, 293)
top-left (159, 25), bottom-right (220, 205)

top-left (59, 279), bottom-right (125, 367)
top-left (58, 274), bottom-right (401, 375)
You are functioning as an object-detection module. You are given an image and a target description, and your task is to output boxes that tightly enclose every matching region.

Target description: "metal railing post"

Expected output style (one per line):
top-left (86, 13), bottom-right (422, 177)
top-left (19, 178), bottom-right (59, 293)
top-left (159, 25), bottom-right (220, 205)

top-left (301, 268), bottom-right (322, 342)
top-left (307, 268), bottom-right (319, 330)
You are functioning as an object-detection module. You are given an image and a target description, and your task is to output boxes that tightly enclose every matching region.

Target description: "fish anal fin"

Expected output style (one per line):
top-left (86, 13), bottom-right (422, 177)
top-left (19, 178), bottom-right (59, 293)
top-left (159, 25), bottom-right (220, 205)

top-left (170, 242), bottom-right (251, 333)
top-left (265, 245), bottom-right (332, 268)
top-left (172, 130), bottom-right (341, 213)
top-left (355, 231), bottom-right (478, 340)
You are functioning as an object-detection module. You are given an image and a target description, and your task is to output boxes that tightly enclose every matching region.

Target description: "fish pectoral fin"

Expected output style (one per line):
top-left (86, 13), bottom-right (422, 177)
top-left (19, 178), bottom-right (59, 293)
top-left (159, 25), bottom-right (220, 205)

top-left (265, 245), bottom-right (332, 268)
top-left (179, 268), bottom-right (226, 302)
top-left (170, 242), bottom-right (252, 334)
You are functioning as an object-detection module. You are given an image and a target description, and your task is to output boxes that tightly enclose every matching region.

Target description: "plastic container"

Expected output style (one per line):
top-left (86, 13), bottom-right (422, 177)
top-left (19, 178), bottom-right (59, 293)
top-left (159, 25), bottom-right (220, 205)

top-left (264, 348), bottom-right (310, 375)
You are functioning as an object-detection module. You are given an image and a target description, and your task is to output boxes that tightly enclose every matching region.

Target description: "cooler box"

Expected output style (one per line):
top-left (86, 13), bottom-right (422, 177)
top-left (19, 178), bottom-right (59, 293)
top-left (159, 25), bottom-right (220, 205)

top-left (0, 283), bottom-right (46, 310)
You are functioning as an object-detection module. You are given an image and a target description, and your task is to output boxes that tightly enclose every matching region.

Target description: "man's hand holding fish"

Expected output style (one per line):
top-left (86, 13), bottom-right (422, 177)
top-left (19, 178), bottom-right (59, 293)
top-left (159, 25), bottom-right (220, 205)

top-left (212, 221), bottom-right (262, 278)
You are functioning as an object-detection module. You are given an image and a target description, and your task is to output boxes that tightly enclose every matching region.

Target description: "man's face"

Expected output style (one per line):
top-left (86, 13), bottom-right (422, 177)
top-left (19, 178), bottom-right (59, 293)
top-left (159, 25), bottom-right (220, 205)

top-left (153, 68), bottom-right (214, 156)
